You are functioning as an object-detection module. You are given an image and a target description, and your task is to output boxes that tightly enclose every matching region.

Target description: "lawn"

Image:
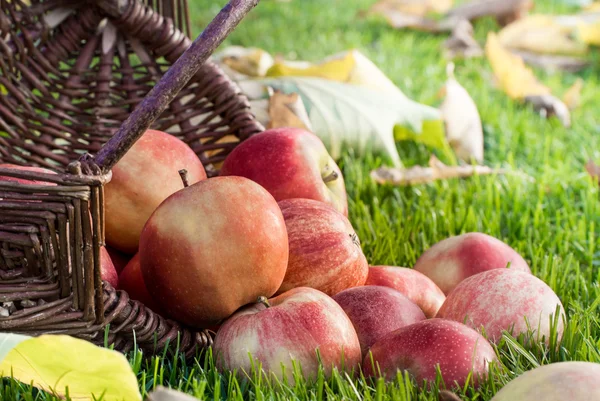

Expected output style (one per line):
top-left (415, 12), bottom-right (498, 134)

top-left (4, 0), bottom-right (600, 400)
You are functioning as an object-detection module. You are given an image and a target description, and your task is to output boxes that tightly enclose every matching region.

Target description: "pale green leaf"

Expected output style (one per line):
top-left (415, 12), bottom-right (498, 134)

top-left (240, 77), bottom-right (445, 167)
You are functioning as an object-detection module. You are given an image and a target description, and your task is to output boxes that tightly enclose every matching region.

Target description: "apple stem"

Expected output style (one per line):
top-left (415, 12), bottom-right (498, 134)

top-left (322, 170), bottom-right (339, 183)
top-left (179, 169), bottom-right (189, 187)
top-left (257, 296), bottom-right (270, 308)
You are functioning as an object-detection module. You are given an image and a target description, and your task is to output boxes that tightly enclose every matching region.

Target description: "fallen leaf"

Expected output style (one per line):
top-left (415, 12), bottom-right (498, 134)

top-left (239, 77), bottom-right (445, 167)
top-left (585, 2), bottom-right (600, 12)
top-left (510, 50), bottom-right (590, 72)
top-left (443, 19), bottom-right (483, 59)
top-left (0, 333), bottom-right (141, 401)
top-left (267, 88), bottom-right (313, 131)
top-left (146, 386), bottom-right (199, 401)
top-left (524, 95), bottom-right (571, 127)
top-left (367, 0), bottom-right (532, 32)
top-left (498, 15), bottom-right (589, 56)
top-left (370, 155), bottom-right (507, 185)
top-left (562, 78), bottom-right (584, 110)
top-left (485, 32), bottom-right (571, 126)
top-left (485, 32), bottom-right (549, 99)
top-left (577, 19), bottom-right (600, 45)
top-left (445, 0), bottom-right (533, 25)
top-left (266, 49), bottom-right (401, 94)
top-left (211, 46), bottom-right (274, 79)
top-left (368, 0), bottom-right (453, 17)
top-left (586, 160), bottom-right (600, 184)
top-left (365, 0), bottom-right (453, 31)
top-left (439, 63), bottom-right (483, 163)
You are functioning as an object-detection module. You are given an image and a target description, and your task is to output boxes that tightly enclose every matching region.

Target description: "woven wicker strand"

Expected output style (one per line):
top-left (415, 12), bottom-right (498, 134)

top-left (0, 0), bottom-right (262, 357)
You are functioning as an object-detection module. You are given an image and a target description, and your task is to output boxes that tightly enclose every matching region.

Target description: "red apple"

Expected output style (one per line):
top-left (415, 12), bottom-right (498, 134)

top-left (332, 286), bottom-right (426, 358)
top-left (220, 127), bottom-right (348, 216)
top-left (213, 287), bottom-right (361, 382)
top-left (139, 176), bottom-right (289, 328)
top-left (365, 266), bottom-right (445, 318)
top-left (0, 163), bottom-right (56, 185)
top-left (118, 253), bottom-right (163, 313)
top-left (104, 129), bottom-right (207, 254)
top-left (363, 318), bottom-right (497, 388)
top-left (414, 232), bottom-right (531, 295)
top-left (491, 361), bottom-right (600, 401)
top-left (105, 246), bottom-right (131, 275)
top-left (100, 246), bottom-right (118, 288)
top-left (436, 269), bottom-right (565, 344)
top-left (277, 198), bottom-right (367, 296)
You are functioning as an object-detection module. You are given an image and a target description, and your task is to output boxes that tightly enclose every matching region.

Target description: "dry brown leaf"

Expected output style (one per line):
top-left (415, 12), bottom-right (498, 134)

top-left (511, 50), bottom-right (590, 73)
top-left (443, 19), bottom-right (483, 59)
top-left (439, 63), bottom-right (483, 163)
top-left (370, 0), bottom-right (532, 32)
top-left (366, 0), bottom-right (453, 31)
top-left (524, 95), bottom-right (571, 127)
top-left (267, 89), bottom-right (313, 131)
top-left (446, 0), bottom-right (533, 25)
top-left (370, 155), bottom-right (505, 186)
top-left (563, 78), bottom-right (584, 110)
top-left (586, 160), bottom-right (600, 184)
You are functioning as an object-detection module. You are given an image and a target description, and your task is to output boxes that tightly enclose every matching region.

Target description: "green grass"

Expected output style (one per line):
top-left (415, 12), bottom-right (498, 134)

top-left (4, 0), bottom-right (600, 400)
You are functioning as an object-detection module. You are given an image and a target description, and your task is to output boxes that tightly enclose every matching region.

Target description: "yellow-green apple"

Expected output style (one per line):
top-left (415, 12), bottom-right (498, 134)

top-left (363, 318), bottom-right (497, 388)
top-left (277, 198), bottom-right (367, 296)
top-left (139, 176), bottom-right (289, 328)
top-left (436, 269), bottom-right (565, 344)
top-left (100, 246), bottom-right (119, 289)
top-left (117, 253), bottom-right (163, 313)
top-left (104, 129), bottom-right (207, 254)
top-left (0, 163), bottom-right (56, 185)
top-left (213, 287), bottom-right (361, 383)
top-left (219, 128), bottom-right (348, 216)
top-left (332, 286), bottom-right (426, 358)
top-left (414, 232), bottom-right (530, 295)
top-left (365, 266), bottom-right (445, 318)
top-left (105, 246), bottom-right (131, 275)
top-left (491, 362), bottom-right (600, 401)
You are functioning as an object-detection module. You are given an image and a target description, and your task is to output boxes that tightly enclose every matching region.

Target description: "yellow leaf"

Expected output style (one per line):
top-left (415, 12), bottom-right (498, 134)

top-left (577, 20), bottom-right (600, 46)
top-left (266, 51), bottom-right (356, 83)
top-left (485, 32), bottom-right (550, 99)
top-left (584, 2), bottom-right (600, 12)
top-left (0, 334), bottom-right (141, 401)
top-left (562, 78), bottom-right (584, 110)
top-left (498, 15), bottom-right (588, 56)
top-left (266, 49), bottom-right (401, 93)
top-left (212, 46), bottom-right (274, 78)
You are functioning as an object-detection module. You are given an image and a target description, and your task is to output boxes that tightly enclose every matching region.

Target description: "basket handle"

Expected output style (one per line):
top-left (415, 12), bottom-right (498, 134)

top-left (88, 0), bottom-right (259, 173)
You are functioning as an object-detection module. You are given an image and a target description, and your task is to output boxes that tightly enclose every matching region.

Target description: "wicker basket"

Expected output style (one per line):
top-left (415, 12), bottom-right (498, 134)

top-left (0, 0), bottom-right (262, 357)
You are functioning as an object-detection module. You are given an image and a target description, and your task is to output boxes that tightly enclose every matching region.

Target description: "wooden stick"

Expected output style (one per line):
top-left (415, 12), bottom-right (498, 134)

top-left (92, 0), bottom-right (260, 173)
